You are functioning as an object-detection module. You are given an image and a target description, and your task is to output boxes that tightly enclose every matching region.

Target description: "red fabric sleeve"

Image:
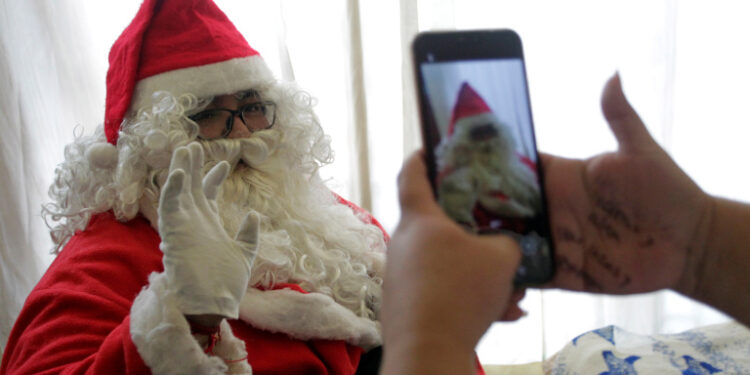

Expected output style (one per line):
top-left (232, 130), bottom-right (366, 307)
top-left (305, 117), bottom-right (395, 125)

top-left (0, 213), bottom-right (163, 375)
top-left (332, 193), bottom-right (390, 243)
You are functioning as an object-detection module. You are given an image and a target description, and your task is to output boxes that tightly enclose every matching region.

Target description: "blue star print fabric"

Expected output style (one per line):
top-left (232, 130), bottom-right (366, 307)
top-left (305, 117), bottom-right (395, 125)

top-left (544, 322), bottom-right (750, 374)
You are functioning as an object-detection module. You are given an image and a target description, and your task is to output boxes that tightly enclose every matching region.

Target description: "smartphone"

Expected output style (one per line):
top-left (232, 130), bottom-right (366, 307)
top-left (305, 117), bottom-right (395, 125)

top-left (412, 29), bottom-right (554, 286)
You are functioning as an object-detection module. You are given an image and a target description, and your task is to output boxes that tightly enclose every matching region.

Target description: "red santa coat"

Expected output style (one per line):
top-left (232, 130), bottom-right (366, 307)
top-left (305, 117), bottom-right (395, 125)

top-left (1, 197), bottom-right (387, 375)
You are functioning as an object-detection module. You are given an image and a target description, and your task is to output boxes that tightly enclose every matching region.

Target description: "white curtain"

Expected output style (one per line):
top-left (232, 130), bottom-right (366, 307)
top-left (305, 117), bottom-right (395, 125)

top-left (2, 0), bottom-right (749, 364)
top-left (0, 0), bottom-right (106, 354)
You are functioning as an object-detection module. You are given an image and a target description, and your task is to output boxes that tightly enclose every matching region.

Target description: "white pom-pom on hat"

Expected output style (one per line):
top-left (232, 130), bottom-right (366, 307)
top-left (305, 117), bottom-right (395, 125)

top-left (86, 142), bottom-right (118, 169)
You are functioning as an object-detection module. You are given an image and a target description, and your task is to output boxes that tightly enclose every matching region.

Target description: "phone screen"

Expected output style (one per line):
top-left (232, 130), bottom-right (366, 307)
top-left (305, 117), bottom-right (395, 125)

top-left (413, 30), bottom-right (554, 286)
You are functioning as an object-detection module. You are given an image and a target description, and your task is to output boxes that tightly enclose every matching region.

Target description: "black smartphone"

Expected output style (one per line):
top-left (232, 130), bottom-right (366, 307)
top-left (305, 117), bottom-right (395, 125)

top-left (412, 29), bottom-right (554, 286)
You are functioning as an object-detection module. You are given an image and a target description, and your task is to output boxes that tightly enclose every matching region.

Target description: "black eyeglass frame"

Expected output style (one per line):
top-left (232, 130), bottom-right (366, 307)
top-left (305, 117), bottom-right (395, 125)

top-left (189, 101), bottom-right (277, 140)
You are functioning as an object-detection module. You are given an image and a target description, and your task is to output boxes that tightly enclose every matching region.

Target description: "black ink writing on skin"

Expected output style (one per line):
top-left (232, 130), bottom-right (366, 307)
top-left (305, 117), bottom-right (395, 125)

top-left (556, 226), bottom-right (583, 244)
top-left (556, 246), bottom-right (633, 290)
top-left (554, 226), bottom-right (632, 290)
top-left (638, 237), bottom-right (655, 248)
top-left (588, 212), bottom-right (620, 242)
top-left (619, 275), bottom-right (632, 288)
top-left (586, 245), bottom-right (632, 288)
top-left (587, 245), bottom-right (622, 279)
top-left (556, 255), bottom-right (604, 292)
top-left (594, 196), bottom-right (638, 232)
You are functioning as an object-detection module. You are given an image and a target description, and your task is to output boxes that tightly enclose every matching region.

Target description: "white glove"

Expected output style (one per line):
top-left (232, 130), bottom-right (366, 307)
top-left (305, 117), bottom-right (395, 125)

top-left (158, 142), bottom-right (259, 319)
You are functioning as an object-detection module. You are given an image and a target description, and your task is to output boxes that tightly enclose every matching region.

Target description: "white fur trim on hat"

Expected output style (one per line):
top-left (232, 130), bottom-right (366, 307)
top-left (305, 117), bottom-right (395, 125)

top-left (239, 287), bottom-right (382, 351)
top-left (130, 272), bottom-right (252, 374)
top-left (131, 56), bottom-right (275, 112)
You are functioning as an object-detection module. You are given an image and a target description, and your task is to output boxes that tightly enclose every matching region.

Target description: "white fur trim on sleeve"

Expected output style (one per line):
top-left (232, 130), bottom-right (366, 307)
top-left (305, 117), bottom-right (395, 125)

top-left (239, 287), bottom-right (382, 351)
top-left (130, 272), bottom-right (252, 374)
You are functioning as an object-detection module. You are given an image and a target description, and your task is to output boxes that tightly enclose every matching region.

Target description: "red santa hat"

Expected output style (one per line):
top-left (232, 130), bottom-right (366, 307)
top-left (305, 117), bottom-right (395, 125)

top-left (447, 82), bottom-right (491, 136)
top-left (103, 0), bottom-right (274, 145)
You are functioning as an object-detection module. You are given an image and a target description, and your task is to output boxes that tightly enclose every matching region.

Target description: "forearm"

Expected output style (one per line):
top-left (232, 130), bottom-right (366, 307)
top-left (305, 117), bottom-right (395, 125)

top-left (680, 197), bottom-right (750, 326)
top-left (381, 336), bottom-right (476, 375)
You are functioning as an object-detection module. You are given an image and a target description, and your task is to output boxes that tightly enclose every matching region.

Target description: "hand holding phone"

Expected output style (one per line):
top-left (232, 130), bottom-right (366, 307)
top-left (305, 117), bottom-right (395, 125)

top-left (412, 29), bottom-right (554, 286)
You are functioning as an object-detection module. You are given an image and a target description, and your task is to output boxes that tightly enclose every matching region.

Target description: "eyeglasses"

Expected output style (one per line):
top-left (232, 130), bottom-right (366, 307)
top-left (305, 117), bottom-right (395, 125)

top-left (189, 101), bottom-right (276, 140)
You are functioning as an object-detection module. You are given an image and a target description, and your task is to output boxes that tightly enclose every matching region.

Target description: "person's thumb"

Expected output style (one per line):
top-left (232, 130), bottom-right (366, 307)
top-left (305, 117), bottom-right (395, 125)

top-left (397, 151), bottom-right (444, 217)
top-left (601, 73), bottom-right (658, 153)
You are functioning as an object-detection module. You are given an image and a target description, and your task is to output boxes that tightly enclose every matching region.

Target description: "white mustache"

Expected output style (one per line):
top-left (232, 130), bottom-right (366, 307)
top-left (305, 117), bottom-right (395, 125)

top-left (200, 131), bottom-right (280, 169)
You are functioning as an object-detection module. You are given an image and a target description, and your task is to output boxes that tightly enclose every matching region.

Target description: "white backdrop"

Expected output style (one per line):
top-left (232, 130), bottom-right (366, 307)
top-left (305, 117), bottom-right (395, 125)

top-left (2, 0), bottom-right (749, 365)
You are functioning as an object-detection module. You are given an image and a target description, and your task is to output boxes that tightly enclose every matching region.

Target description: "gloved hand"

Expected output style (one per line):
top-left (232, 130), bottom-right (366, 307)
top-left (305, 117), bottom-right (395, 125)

top-left (158, 142), bottom-right (260, 319)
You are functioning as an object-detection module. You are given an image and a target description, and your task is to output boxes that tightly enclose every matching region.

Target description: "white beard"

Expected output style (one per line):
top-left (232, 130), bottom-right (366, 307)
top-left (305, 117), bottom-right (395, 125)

top-left (435, 119), bottom-right (541, 226)
top-left (213, 135), bottom-right (385, 319)
top-left (143, 133), bottom-right (386, 320)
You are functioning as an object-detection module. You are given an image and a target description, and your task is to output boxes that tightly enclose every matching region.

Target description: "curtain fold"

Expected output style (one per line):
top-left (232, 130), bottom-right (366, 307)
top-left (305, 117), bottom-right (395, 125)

top-left (0, 35), bottom-right (43, 354)
top-left (344, 0), bottom-right (373, 211)
top-left (0, 0), bottom-right (96, 352)
top-left (400, 0), bottom-right (420, 157)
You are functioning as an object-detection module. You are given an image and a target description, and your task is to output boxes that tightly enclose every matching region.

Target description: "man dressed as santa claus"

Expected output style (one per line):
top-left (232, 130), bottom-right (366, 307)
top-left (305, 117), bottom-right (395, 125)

top-left (435, 82), bottom-right (541, 233)
top-left (0, 0), bottom-right (388, 374)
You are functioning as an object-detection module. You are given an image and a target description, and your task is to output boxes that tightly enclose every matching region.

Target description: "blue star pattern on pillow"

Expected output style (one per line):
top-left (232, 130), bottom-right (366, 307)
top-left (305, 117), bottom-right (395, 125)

top-left (681, 355), bottom-right (722, 375)
top-left (574, 325), bottom-right (616, 346)
top-left (544, 322), bottom-right (748, 374)
top-left (599, 350), bottom-right (640, 375)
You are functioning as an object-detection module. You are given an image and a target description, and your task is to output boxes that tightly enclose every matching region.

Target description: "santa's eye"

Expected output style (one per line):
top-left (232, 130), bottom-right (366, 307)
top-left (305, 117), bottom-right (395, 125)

top-left (470, 123), bottom-right (498, 140)
top-left (189, 110), bottom-right (223, 122)
top-left (242, 103), bottom-right (265, 114)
